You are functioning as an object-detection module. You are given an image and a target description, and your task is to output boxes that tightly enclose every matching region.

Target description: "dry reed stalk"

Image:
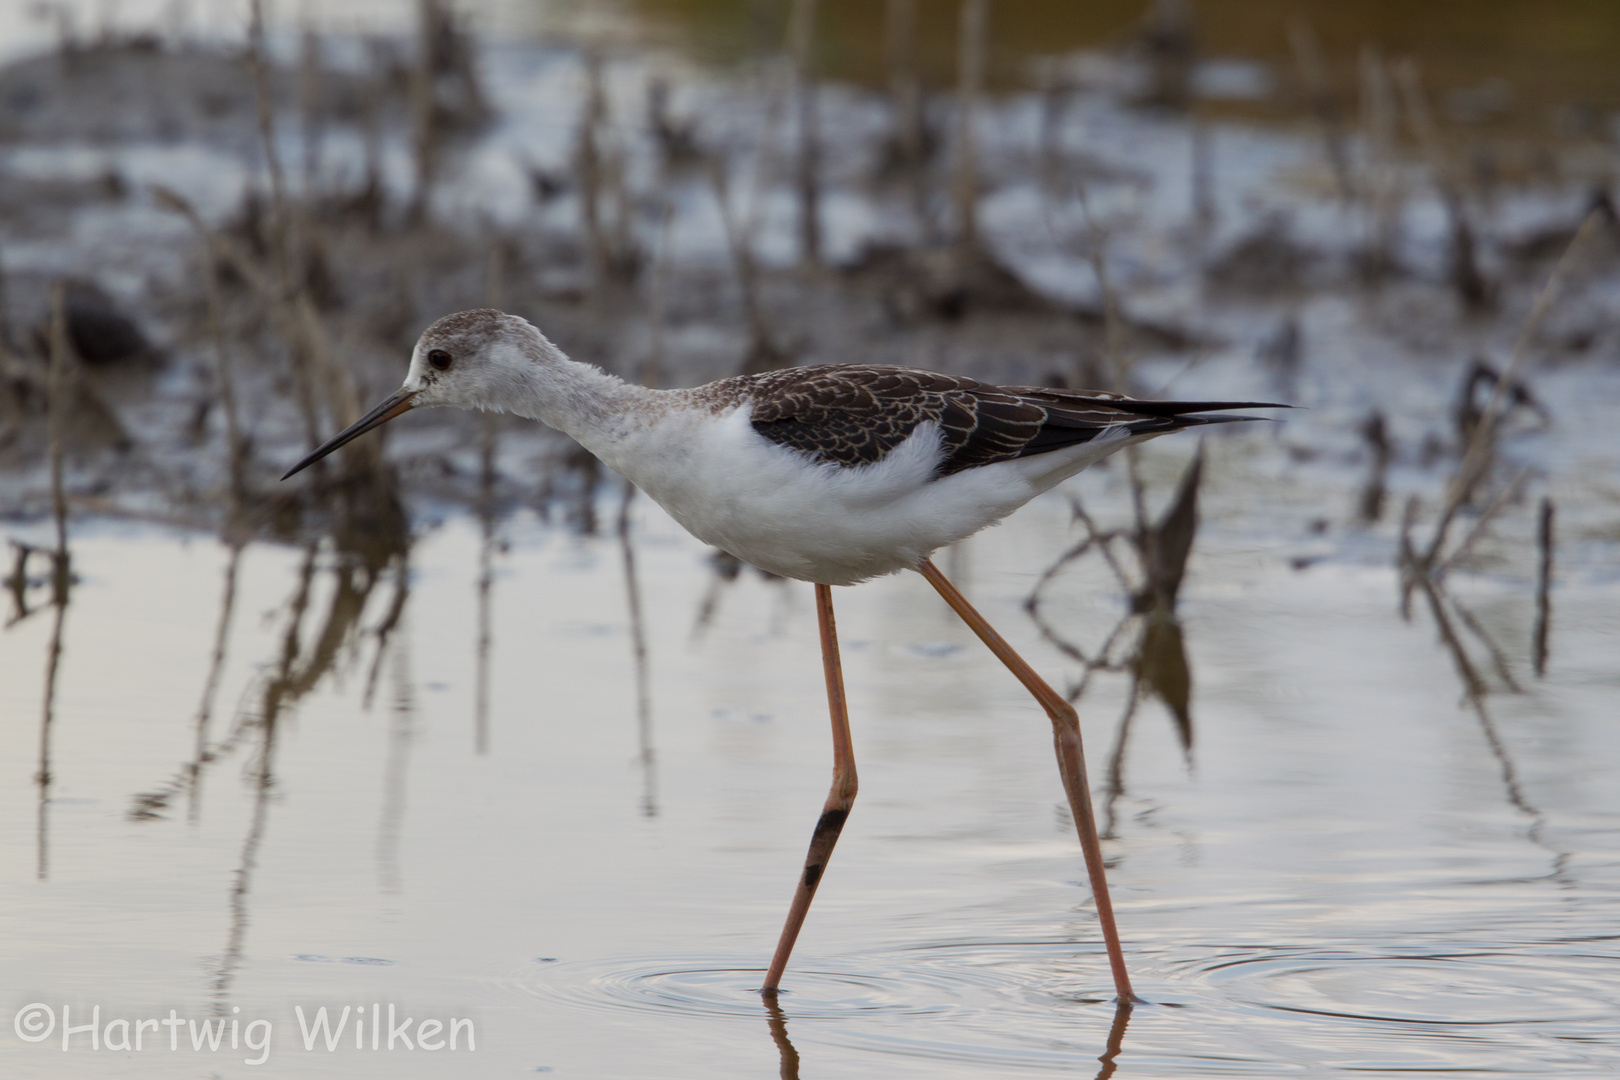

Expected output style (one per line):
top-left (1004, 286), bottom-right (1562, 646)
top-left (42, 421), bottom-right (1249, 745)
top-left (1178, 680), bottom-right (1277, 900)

top-left (709, 160), bottom-right (787, 374)
top-left (1393, 59), bottom-right (1490, 310)
top-left (1435, 468), bottom-right (1529, 577)
top-left (246, 9), bottom-right (382, 490)
top-left (1414, 210), bottom-right (1600, 580)
top-left (1190, 118), bottom-right (1215, 231)
top-left (1357, 46), bottom-right (1401, 276)
top-left (45, 285), bottom-right (70, 597)
top-left (298, 25), bottom-right (324, 194)
top-left (247, 0), bottom-right (289, 260)
top-left (886, 0), bottom-right (928, 234)
top-left (639, 201), bottom-right (675, 390)
top-left (787, 0), bottom-right (821, 266)
top-left (576, 52), bottom-right (638, 290)
top-left (200, 244), bottom-right (248, 506)
top-left (577, 50), bottom-right (610, 289)
top-left (952, 0), bottom-right (987, 253)
top-left (1287, 17), bottom-right (1354, 202)
top-left (246, 0), bottom-right (323, 450)
top-left (480, 244), bottom-right (505, 503)
top-left (473, 246), bottom-right (504, 753)
top-left (1036, 179), bottom-right (1128, 391)
top-left (409, 0), bottom-right (442, 222)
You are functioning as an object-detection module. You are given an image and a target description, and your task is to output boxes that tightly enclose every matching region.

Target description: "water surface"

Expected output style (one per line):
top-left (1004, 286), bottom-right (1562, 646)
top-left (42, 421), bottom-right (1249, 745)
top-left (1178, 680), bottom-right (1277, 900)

top-left (4, 476), bottom-right (1616, 1077)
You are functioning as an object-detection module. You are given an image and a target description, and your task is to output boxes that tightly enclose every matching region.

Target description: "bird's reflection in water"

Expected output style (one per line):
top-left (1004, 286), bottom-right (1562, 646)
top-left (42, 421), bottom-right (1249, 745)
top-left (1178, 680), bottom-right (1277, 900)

top-left (756, 993), bottom-right (1135, 1079)
top-left (762, 997), bottom-right (801, 1080)
top-left (1094, 1000), bottom-right (1134, 1080)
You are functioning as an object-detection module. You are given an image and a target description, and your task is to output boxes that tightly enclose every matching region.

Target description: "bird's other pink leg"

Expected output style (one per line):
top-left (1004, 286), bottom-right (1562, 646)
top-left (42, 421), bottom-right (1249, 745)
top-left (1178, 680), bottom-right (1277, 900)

top-left (762, 583), bottom-right (858, 997)
top-left (918, 557), bottom-right (1137, 1003)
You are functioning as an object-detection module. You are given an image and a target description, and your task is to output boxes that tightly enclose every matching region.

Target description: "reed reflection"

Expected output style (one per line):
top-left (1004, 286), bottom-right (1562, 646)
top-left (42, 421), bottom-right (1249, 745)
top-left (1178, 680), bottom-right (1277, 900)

top-left (3, 543), bottom-right (72, 881)
top-left (189, 542), bottom-right (242, 822)
top-left (1391, 221), bottom-right (1593, 885)
top-left (618, 483), bottom-right (659, 817)
top-left (212, 542), bottom-right (318, 1006)
top-left (1026, 448), bottom-right (1204, 839)
top-left (20, 283), bottom-right (80, 882)
top-left (30, 547), bottom-right (70, 883)
top-left (116, 529), bottom-right (411, 1006)
top-left (213, 540), bottom-right (410, 1004)
top-left (475, 246), bottom-right (506, 756)
top-left (376, 635), bottom-right (417, 894)
top-left (1402, 544), bottom-right (1572, 883)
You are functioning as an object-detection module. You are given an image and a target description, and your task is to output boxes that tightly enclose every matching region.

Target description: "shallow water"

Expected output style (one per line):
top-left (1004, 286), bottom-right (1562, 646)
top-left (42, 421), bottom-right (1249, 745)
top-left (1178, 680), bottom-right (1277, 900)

top-left (3, 466), bottom-right (1617, 1078)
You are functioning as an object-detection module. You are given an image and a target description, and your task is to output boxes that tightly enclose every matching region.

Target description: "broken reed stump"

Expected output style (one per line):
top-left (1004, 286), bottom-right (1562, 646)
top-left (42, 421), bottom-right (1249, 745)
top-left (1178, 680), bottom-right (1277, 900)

top-left (1356, 411), bottom-right (1390, 524)
top-left (1129, 445), bottom-right (1203, 751)
top-left (1532, 497), bottom-right (1553, 677)
top-left (46, 285), bottom-right (72, 602)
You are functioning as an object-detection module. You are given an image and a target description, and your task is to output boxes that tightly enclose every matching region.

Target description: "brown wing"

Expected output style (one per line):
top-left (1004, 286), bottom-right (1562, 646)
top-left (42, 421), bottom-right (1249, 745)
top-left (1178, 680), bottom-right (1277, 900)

top-left (737, 365), bottom-right (1279, 476)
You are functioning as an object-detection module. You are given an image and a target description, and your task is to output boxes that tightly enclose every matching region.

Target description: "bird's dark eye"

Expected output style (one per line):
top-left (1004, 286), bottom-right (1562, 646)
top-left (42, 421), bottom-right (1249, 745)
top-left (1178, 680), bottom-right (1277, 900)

top-left (427, 349), bottom-right (452, 371)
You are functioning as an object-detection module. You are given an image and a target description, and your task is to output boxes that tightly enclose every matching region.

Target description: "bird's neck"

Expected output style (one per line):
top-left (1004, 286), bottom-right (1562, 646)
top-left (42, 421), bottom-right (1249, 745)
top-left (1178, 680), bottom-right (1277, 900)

top-left (512, 356), bottom-right (655, 454)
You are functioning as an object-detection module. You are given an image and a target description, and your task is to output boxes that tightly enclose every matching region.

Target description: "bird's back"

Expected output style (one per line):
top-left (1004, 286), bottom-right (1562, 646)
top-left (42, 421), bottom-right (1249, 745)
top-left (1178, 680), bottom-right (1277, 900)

top-left (608, 366), bottom-right (1276, 585)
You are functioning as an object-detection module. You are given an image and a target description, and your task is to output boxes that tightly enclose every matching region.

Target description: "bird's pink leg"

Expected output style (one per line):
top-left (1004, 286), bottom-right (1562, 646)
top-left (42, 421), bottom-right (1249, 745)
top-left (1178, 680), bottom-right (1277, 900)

top-left (918, 558), bottom-right (1137, 1003)
top-left (763, 583), bottom-right (858, 997)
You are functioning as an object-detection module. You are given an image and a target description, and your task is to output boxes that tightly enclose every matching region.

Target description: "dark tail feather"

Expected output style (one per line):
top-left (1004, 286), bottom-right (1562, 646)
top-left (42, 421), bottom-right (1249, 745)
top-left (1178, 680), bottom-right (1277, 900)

top-left (1126, 411), bottom-right (1278, 437)
top-left (1116, 399), bottom-right (1291, 417)
top-left (1015, 400), bottom-right (1287, 460)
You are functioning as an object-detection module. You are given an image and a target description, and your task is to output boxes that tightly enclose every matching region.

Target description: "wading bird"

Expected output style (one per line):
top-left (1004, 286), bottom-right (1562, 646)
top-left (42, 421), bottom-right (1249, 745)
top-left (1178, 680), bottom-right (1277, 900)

top-left (283, 309), bottom-right (1280, 1002)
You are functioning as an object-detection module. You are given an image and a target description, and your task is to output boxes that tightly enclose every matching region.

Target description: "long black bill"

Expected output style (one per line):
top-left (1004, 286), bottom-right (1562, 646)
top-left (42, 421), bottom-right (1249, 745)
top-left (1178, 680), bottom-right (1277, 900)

top-left (280, 388), bottom-right (419, 480)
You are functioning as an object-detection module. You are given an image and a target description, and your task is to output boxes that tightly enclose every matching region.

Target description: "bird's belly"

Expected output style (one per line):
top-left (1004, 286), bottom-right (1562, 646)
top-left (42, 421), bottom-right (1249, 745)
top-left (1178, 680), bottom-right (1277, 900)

top-left (606, 414), bottom-right (1055, 585)
top-left (597, 409), bottom-right (1139, 586)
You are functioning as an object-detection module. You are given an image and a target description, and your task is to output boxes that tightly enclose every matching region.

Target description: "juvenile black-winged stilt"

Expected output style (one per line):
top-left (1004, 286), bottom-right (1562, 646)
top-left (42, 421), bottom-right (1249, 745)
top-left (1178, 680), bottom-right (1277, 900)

top-left (283, 308), bottom-right (1281, 1002)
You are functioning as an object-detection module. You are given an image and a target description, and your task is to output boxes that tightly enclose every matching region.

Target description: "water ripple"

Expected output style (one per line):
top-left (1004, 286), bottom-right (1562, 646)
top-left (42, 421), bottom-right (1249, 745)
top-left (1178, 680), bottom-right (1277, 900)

top-left (1182, 946), bottom-right (1619, 1026)
top-left (512, 955), bottom-right (980, 1020)
top-left (498, 940), bottom-right (1620, 1073)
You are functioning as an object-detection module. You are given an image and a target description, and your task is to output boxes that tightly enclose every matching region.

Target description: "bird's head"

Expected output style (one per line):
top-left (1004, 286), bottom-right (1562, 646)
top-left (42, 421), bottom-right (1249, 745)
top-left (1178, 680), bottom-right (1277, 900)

top-left (281, 309), bottom-right (560, 480)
